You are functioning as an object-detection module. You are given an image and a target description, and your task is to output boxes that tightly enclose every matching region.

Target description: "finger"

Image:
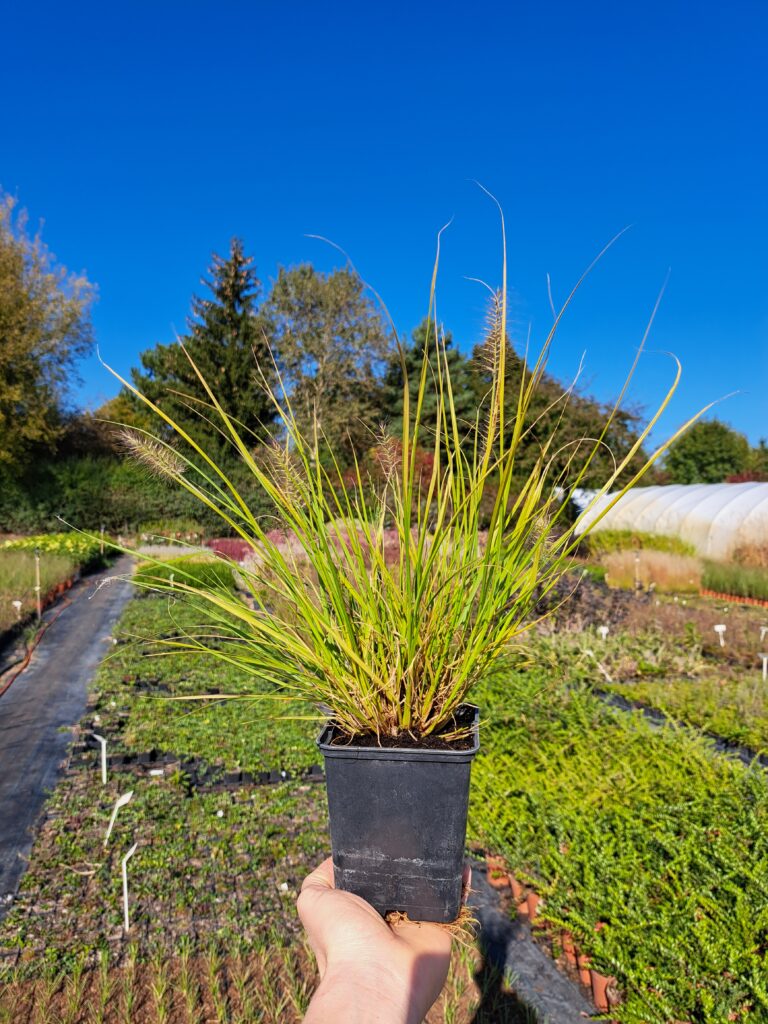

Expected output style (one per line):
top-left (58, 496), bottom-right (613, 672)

top-left (300, 857), bottom-right (335, 894)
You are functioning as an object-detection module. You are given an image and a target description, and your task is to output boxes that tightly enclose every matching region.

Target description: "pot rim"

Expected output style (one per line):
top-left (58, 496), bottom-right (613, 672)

top-left (317, 703), bottom-right (480, 763)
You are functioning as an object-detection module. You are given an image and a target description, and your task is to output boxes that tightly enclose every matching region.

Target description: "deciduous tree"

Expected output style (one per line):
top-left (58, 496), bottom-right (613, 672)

top-left (264, 264), bottom-right (393, 458)
top-left (0, 193), bottom-right (95, 467)
top-left (468, 333), bottom-right (644, 489)
top-left (665, 419), bottom-right (750, 484)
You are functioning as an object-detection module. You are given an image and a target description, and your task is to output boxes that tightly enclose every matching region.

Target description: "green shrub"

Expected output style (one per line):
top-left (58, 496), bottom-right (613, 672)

top-left (583, 529), bottom-right (695, 557)
top-left (0, 456), bottom-right (276, 534)
top-left (575, 562), bottom-right (607, 584)
top-left (702, 560), bottom-right (768, 601)
top-left (137, 517), bottom-right (207, 541)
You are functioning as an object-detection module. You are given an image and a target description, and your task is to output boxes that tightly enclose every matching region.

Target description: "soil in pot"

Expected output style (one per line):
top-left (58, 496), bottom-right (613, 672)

top-left (318, 705), bottom-right (480, 924)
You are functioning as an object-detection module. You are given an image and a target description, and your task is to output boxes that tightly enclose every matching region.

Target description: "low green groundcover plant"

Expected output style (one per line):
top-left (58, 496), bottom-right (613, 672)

top-left (0, 593), bottom-right (324, 968)
top-left (602, 675), bottom-right (768, 753)
top-left (133, 554), bottom-right (237, 594)
top-left (470, 663), bottom-right (768, 1024)
top-left (98, 594), bottom-right (318, 773)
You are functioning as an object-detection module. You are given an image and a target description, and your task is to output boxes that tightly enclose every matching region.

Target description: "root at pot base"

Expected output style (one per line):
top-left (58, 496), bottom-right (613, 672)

top-left (318, 704), bottom-right (480, 924)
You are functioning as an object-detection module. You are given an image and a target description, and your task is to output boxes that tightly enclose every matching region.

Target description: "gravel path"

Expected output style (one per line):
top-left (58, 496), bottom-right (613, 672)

top-left (0, 557), bottom-right (133, 918)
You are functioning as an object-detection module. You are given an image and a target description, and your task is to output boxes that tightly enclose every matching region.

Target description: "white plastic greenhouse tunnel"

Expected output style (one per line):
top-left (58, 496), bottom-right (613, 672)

top-left (574, 482), bottom-right (768, 560)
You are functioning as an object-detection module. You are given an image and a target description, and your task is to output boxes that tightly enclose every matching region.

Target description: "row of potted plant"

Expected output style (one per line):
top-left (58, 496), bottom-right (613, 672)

top-left (2, 532), bottom-right (109, 572)
top-left (700, 587), bottom-right (768, 608)
top-left (470, 661), bottom-right (767, 1024)
top-left (42, 575), bottom-right (76, 607)
top-left (486, 853), bottom-right (619, 1017)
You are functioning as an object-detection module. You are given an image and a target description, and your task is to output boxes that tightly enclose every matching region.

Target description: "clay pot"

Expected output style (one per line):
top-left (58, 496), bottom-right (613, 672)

top-left (577, 951), bottom-right (591, 988)
top-left (508, 874), bottom-right (524, 901)
top-left (526, 891), bottom-right (540, 923)
top-left (487, 872), bottom-right (509, 890)
top-left (486, 855), bottom-right (510, 890)
top-left (561, 930), bottom-right (577, 967)
top-left (591, 970), bottom-right (610, 1011)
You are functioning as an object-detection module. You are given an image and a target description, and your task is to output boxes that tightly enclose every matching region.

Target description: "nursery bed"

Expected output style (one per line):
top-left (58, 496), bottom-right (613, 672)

top-left (470, 661), bottom-right (768, 1024)
top-left (0, 592), bottom-right (551, 1023)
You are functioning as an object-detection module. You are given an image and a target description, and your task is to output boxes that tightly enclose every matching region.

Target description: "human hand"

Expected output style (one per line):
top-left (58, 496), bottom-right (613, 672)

top-left (298, 858), bottom-right (469, 1024)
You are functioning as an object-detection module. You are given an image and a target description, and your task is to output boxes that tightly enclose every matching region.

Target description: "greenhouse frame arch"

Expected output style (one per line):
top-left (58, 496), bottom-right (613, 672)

top-left (576, 482), bottom-right (768, 560)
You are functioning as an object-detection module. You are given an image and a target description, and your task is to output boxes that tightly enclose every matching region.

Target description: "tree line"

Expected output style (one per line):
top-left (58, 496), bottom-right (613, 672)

top-left (1, 194), bottom-right (765, 534)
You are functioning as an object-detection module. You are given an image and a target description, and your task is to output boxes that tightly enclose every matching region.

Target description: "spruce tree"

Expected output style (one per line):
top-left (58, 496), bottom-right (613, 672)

top-left (379, 319), bottom-right (477, 445)
top-left (131, 239), bottom-right (275, 450)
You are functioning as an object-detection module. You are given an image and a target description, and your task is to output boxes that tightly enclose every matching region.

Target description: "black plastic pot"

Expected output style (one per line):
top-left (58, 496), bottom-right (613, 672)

top-left (317, 704), bottom-right (480, 923)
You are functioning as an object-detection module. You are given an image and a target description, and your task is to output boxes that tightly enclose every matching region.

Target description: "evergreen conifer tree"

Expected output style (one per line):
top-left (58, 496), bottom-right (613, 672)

top-left (130, 239), bottom-right (275, 450)
top-left (468, 321), bottom-right (643, 488)
top-left (379, 319), bottom-right (477, 445)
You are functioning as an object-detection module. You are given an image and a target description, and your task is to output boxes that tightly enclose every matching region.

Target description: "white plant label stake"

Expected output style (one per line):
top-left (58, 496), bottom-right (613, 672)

top-left (122, 842), bottom-right (138, 932)
top-left (598, 625), bottom-right (609, 641)
top-left (11, 599), bottom-right (22, 621)
top-left (761, 626), bottom-right (768, 644)
top-left (92, 733), bottom-right (108, 786)
top-left (104, 791), bottom-right (133, 847)
top-left (714, 624), bottom-right (726, 647)
top-left (761, 654), bottom-right (768, 683)
top-left (34, 547), bottom-right (41, 621)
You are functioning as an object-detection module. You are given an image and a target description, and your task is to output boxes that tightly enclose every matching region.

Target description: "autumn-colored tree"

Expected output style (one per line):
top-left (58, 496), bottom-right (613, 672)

top-left (264, 264), bottom-right (393, 458)
top-left (0, 193), bottom-right (95, 468)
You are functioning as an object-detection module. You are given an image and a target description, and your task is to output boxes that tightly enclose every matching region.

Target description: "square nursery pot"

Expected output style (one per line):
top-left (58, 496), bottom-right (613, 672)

top-left (317, 704), bottom-right (479, 923)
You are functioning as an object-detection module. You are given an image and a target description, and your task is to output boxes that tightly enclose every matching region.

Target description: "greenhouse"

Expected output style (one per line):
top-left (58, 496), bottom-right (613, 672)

top-left (576, 481), bottom-right (768, 560)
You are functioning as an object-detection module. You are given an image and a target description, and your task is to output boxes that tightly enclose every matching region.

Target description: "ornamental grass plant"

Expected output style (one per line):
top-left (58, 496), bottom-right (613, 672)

top-left (602, 549), bottom-right (702, 593)
top-left (109, 223), bottom-right (704, 743)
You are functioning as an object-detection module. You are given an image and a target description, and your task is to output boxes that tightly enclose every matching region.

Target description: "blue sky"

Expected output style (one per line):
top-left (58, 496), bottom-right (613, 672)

top-left (2, 1), bottom-right (766, 444)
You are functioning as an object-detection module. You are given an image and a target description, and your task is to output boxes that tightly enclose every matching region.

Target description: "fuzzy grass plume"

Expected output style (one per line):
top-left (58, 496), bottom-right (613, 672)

top-left (106, 214), bottom-right (709, 741)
